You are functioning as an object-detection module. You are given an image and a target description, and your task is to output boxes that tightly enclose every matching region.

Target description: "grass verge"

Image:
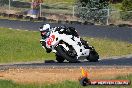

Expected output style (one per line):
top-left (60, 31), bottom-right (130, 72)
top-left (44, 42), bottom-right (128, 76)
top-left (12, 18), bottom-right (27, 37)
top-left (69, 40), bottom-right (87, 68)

top-left (0, 27), bottom-right (132, 63)
top-left (0, 27), bottom-right (55, 63)
top-left (24, 0), bottom-right (75, 4)
top-left (0, 75), bottom-right (132, 88)
top-left (110, 3), bottom-right (122, 10)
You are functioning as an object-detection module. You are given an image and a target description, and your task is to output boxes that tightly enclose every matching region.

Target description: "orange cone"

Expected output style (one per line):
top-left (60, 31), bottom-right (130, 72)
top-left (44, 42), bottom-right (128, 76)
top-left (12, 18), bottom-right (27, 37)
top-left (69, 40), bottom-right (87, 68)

top-left (80, 67), bottom-right (88, 77)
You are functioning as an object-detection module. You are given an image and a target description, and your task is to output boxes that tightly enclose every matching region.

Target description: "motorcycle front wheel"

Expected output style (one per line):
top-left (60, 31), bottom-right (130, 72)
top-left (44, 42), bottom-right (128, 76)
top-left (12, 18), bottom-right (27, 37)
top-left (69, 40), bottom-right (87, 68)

top-left (56, 45), bottom-right (78, 63)
top-left (56, 54), bottom-right (65, 63)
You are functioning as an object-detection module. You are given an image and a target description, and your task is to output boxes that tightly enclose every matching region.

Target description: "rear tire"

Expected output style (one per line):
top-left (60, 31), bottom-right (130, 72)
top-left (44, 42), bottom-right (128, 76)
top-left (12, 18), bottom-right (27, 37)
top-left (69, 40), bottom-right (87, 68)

top-left (56, 45), bottom-right (78, 63)
top-left (87, 50), bottom-right (99, 62)
top-left (56, 54), bottom-right (65, 63)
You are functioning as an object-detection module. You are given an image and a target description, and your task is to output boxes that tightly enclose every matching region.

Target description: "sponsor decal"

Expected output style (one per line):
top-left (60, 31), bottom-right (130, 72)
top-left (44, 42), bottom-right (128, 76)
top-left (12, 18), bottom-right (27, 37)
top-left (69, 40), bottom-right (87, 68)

top-left (47, 35), bottom-right (55, 46)
top-left (79, 67), bottom-right (131, 86)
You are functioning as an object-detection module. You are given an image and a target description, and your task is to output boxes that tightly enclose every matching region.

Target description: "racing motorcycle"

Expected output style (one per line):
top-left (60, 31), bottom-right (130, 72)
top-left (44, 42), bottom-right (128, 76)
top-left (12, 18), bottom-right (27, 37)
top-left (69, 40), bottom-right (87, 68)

top-left (40, 26), bottom-right (99, 63)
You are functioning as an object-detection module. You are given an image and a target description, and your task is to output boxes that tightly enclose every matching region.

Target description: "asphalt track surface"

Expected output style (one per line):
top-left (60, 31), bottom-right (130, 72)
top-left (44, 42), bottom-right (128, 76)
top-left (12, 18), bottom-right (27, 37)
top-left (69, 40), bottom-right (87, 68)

top-left (0, 19), bottom-right (132, 68)
top-left (0, 55), bottom-right (132, 69)
top-left (0, 19), bottom-right (132, 43)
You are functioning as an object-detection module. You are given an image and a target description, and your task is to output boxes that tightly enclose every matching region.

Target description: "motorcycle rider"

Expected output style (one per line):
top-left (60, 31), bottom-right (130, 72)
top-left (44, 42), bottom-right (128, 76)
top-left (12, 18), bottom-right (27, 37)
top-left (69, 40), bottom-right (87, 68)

top-left (40, 24), bottom-right (90, 53)
top-left (39, 24), bottom-right (69, 53)
top-left (40, 24), bottom-right (52, 53)
top-left (40, 24), bottom-right (73, 38)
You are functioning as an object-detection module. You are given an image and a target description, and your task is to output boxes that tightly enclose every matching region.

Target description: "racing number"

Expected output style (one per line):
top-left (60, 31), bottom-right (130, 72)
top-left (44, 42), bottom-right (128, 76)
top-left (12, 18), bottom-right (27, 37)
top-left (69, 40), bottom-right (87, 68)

top-left (47, 35), bottom-right (55, 46)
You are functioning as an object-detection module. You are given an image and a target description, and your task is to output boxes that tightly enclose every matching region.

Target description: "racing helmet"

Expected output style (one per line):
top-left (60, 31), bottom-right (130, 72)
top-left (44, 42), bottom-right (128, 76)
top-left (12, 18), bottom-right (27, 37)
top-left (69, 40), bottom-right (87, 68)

top-left (40, 24), bottom-right (51, 38)
top-left (40, 24), bottom-right (50, 32)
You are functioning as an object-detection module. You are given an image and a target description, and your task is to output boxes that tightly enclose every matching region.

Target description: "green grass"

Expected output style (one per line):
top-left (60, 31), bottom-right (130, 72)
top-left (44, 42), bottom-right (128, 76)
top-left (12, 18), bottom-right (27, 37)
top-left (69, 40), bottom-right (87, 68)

top-left (0, 27), bottom-right (55, 63)
top-left (0, 75), bottom-right (132, 88)
top-left (83, 37), bottom-right (132, 58)
top-left (43, 0), bottom-right (75, 4)
top-left (0, 27), bottom-right (132, 63)
top-left (24, 0), bottom-right (75, 4)
top-left (110, 3), bottom-right (122, 10)
top-left (109, 3), bottom-right (122, 21)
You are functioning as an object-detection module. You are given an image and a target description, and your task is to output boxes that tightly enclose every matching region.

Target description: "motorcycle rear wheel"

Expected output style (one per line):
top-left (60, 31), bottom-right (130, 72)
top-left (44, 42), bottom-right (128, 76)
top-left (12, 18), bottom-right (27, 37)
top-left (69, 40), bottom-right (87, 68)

top-left (87, 49), bottom-right (99, 62)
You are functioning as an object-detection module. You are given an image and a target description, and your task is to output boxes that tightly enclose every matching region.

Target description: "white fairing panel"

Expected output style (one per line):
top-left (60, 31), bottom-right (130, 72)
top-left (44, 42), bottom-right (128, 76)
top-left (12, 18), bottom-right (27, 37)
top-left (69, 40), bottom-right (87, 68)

top-left (42, 28), bottom-right (90, 59)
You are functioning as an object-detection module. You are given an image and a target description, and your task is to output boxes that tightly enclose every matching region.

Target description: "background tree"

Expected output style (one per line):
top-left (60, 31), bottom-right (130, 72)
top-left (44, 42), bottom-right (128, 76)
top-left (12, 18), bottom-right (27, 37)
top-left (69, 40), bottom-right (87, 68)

top-left (0, 0), bottom-right (8, 6)
top-left (76, 0), bottom-right (109, 24)
top-left (120, 0), bottom-right (132, 21)
top-left (121, 0), bottom-right (132, 11)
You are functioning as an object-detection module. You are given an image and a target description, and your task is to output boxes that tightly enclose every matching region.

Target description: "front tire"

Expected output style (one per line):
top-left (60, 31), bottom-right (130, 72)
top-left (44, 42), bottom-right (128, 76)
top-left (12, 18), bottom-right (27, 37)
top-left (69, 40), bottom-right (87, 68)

top-left (56, 45), bottom-right (78, 63)
top-left (56, 54), bottom-right (65, 63)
